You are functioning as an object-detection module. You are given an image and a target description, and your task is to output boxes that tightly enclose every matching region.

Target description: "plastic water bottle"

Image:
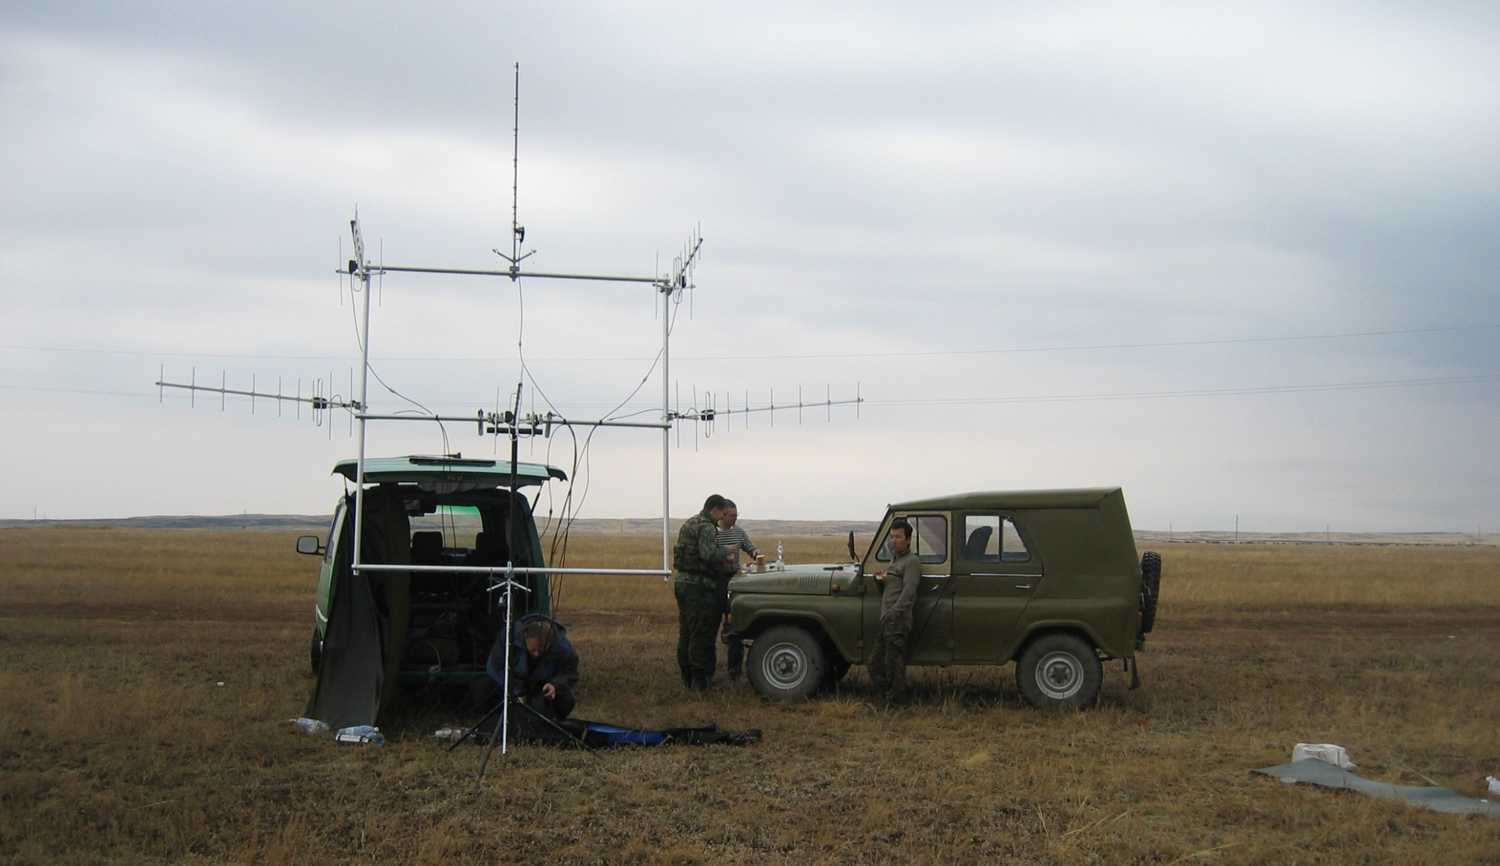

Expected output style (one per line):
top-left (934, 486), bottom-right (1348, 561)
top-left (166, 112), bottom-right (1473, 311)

top-left (288, 717), bottom-right (329, 735)
top-left (776, 540), bottom-right (784, 569)
top-left (1487, 775), bottom-right (1500, 796)
top-left (334, 725), bottom-right (385, 745)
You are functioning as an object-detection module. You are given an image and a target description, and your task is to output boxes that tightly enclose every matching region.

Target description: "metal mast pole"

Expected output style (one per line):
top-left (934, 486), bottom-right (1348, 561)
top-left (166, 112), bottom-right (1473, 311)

top-left (511, 63), bottom-right (520, 272)
top-left (351, 233), bottom-right (373, 576)
top-left (499, 66), bottom-right (522, 761)
top-left (661, 283), bottom-right (671, 577)
top-left (501, 384), bottom-right (522, 756)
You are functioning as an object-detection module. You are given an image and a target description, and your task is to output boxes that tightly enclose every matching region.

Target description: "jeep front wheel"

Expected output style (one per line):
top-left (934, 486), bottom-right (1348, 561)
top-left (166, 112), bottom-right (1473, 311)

top-left (1017, 633), bottom-right (1102, 710)
top-left (747, 625), bottom-right (826, 701)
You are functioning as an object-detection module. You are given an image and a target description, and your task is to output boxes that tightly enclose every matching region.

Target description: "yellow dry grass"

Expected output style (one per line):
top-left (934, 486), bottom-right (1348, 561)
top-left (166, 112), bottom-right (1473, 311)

top-left (1, 527), bottom-right (1498, 865)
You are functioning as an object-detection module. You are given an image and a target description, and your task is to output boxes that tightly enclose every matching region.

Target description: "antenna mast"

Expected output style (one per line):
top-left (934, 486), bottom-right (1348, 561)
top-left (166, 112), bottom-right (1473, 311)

top-left (512, 63), bottom-right (521, 269)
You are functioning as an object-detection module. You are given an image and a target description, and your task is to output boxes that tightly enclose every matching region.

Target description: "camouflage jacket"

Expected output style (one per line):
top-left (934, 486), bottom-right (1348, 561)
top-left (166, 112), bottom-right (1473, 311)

top-left (674, 510), bottom-right (735, 586)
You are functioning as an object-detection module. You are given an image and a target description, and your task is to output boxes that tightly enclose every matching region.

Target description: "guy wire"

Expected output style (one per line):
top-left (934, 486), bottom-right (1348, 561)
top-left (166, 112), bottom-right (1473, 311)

top-left (345, 275), bottom-right (451, 455)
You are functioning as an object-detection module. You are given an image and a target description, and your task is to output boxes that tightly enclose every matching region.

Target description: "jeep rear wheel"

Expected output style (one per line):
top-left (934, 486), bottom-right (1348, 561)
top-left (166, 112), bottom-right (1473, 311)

top-left (747, 626), bottom-right (826, 701)
top-left (1017, 633), bottom-right (1102, 710)
top-left (1139, 550), bottom-right (1162, 634)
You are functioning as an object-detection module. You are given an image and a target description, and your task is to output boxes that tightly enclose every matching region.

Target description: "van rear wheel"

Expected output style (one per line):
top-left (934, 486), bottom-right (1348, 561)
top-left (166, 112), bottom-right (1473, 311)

top-left (747, 626), bottom-right (826, 701)
top-left (309, 626), bottom-right (323, 674)
top-left (1017, 633), bottom-right (1102, 710)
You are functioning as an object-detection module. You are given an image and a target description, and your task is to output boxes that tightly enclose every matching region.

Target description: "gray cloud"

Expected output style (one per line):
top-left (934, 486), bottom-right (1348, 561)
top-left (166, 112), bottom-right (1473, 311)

top-left (1, 2), bottom-right (1496, 531)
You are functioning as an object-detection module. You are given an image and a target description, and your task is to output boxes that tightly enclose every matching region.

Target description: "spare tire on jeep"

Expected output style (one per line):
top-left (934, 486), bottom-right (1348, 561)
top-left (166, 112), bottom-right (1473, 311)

top-left (1139, 550), bottom-right (1161, 634)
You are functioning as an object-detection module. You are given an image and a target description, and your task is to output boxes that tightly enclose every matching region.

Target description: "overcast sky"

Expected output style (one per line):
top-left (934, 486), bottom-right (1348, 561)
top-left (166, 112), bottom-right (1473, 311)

top-left (2, 2), bottom-right (1497, 532)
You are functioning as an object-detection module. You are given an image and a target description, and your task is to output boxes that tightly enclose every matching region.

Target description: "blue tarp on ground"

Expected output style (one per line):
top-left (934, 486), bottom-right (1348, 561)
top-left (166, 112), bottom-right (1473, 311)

top-left (1255, 759), bottom-right (1500, 817)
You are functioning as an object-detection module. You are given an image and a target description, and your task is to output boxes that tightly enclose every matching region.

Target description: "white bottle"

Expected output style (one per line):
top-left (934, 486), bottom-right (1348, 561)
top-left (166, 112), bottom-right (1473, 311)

top-left (334, 724), bottom-right (386, 745)
top-left (1487, 775), bottom-right (1500, 796)
top-left (776, 540), bottom-right (784, 569)
top-left (288, 717), bottom-right (329, 735)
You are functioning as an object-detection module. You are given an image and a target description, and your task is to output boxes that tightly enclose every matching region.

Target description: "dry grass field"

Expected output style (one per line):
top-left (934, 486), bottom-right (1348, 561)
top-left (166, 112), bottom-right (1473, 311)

top-left (1, 527), bottom-right (1498, 865)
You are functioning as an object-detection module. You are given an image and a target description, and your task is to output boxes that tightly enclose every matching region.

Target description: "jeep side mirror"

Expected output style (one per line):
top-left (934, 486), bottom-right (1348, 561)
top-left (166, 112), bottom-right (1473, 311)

top-left (847, 530), bottom-right (858, 563)
top-left (295, 535), bottom-right (325, 556)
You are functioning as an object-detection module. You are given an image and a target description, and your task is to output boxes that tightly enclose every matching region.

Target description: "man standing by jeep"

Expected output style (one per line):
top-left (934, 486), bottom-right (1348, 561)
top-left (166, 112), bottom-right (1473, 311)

top-left (716, 499), bottom-right (761, 680)
top-left (674, 494), bottom-right (738, 690)
top-left (868, 519), bottom-right (922, 705)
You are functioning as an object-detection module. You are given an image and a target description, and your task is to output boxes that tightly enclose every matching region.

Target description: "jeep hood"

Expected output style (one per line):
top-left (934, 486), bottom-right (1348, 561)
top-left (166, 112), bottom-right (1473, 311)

top-left (729, 564), bottom-right (859, 596)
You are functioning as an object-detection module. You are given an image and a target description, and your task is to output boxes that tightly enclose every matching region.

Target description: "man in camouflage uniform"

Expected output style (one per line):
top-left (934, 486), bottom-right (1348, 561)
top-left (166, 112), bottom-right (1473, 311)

top-left (868, 518), bottom-right (922, 705)
top-left (674, 494), bottom-right (737, 690)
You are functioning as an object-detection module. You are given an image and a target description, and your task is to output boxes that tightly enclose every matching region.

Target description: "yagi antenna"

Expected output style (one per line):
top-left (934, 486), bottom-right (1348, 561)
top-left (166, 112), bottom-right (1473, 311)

top-left (154, 367), bottom-right (363, 437)
top-left (668, 383), bottom-right (864, 446)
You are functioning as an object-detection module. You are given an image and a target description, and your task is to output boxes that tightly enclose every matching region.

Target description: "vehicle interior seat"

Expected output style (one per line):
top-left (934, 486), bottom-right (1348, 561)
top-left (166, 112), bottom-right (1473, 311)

top-left (963, 525), bottom-right (995, 561)
top-left (410, 531), bottom-right (444, 565)
top-left (468, 531), bottom-right (509, 567)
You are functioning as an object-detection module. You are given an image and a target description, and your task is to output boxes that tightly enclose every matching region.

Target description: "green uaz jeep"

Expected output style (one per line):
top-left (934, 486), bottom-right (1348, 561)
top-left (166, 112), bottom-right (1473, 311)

top-left (728, 488), bottom-right (1161, 708)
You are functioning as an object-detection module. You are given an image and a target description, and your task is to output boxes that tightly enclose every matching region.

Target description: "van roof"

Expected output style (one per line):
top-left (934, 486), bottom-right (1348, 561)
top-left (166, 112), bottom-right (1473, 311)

top-left (332, 455), bottom-right (568, 487)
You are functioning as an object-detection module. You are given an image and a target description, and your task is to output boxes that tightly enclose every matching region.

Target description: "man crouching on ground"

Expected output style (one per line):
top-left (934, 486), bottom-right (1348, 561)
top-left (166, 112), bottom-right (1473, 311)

top-left (486, 613), bottom-right (580, 720)
top-left (868, 518), bottom-right (921, 706)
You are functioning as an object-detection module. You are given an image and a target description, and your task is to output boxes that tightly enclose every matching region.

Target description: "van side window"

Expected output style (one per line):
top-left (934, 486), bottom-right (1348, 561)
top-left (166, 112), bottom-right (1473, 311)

top-left (324, 501), bottom-right (346, 564)
top-left (875, 515), bottom-right (949, 565)
top-left (960, 514), bottom-right (1030, 563)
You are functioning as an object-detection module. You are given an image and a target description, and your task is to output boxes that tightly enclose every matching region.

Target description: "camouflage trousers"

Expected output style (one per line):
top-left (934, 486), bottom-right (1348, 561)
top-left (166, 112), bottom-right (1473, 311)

top-left (868, 615), bottom-right (911, 699)
top-left (674, 579), bottom-right (721, 687)
top-left (721, 592), bottom-right (744, 675)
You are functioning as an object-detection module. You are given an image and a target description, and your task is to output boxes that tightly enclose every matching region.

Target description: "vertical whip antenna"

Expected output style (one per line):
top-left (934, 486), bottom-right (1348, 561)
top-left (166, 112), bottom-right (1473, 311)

top-left (512, 62), bottom-right (520, 268)
top-left (491, 63), bottom-right (536, 280)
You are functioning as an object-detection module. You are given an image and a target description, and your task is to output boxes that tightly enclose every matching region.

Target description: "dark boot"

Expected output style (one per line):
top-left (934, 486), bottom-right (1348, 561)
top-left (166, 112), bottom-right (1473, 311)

top-left (689, 673), bottom-right (712, 691)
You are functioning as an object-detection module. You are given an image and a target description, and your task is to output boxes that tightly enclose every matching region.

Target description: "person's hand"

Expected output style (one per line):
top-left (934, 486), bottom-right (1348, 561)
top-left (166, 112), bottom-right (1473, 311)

top-left (542, 683), bottom-right (556, 700)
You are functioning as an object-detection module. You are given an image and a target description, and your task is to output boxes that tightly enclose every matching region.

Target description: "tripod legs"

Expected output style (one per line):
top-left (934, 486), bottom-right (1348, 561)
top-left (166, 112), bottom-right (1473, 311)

top-left (459, 696), bottom-right (596, 789)
top-left (474, 700), bottom-right (508, 787)
top-left (447, 699), bottom-right (504, 753)
top-left (509, 698), bottom-right (597, 756)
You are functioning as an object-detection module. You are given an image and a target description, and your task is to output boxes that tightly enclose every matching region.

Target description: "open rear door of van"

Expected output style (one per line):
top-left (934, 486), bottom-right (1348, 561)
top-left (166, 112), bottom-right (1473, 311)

top-left (304, 488), bottom-right (411, 729)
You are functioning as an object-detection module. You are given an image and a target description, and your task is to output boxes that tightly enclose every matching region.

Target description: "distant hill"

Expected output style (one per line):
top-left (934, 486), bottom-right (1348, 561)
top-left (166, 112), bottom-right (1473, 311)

top-left (1135, 529), bottom-right (1494, 547)
top-left (0, 514), bottom-right (878, 536)
top-left (2, 515), bottom-right (1490, 546)
top-left (0, 514), bottom-right (332, 530)
top-left (553, 518), bottom-right (880, 538)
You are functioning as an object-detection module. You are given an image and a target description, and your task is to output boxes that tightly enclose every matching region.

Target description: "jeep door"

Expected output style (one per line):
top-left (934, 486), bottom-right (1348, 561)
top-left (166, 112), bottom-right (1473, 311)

top-left (862, 511), bottom-right (953, 664)
top-left (951, 512), bottom-right (1041, 662)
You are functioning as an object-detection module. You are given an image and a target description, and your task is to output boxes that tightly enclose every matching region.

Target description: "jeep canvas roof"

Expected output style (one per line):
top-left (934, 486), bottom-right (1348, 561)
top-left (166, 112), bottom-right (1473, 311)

top-left (331, 455), bottom-right (568, 488)
top-left (892, 487), bottom-right (1122, 512)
